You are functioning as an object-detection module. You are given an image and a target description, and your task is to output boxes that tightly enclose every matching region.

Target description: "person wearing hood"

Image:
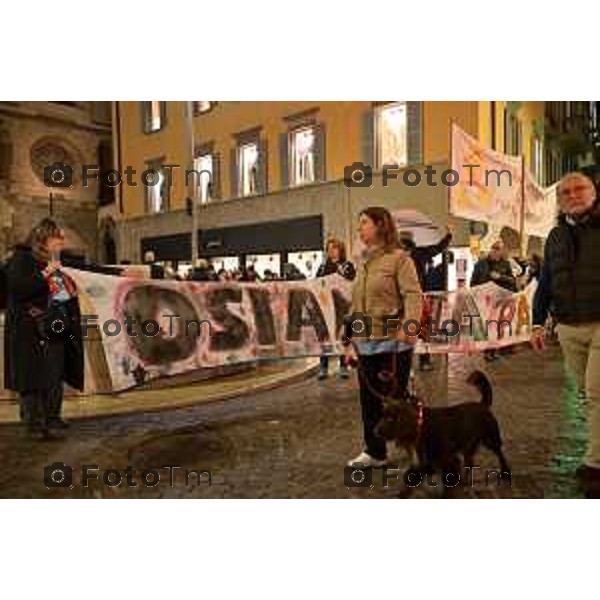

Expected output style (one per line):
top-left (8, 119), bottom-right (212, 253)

top-left (531, 172), bottom-right (600, 497)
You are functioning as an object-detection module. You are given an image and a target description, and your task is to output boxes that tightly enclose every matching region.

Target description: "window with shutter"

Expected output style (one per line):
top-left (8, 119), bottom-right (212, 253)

top-left (290, 127), bottom-right (316, 186)
top-left (531, 136), bottom-right (543, 184)
top-left (238, 142), bottom-right (259, 197)
top-left (142, 101), bottom-right (164, 133)
top-left (145, 160), bottom-right (169, 213)
top-left (375, 102), bottom-right (408, 168)
top-left (193, 154), bottom-right (213, 204)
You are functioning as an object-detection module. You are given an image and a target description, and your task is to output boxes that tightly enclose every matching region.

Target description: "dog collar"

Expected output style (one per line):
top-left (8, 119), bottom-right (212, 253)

top-left (416, 399), bottom-right (425, 439)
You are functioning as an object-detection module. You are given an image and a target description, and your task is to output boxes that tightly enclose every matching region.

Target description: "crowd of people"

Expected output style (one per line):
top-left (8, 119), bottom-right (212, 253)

top-left (1, 170), bottom-right (599, 497)
top-left (143, 253), bottom-right (308, 283)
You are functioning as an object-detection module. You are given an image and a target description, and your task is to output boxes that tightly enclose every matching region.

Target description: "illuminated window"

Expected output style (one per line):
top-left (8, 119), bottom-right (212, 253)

top-left (142, 101), bottom-right (165, 133)
top-left (193, 154), bottom-right (213, 204)
top-left (376, 102), bottom-right (407, 167)
top-left (146, 163), bottom-right (168, 213)
top-left (238, 142), bottom-right (259, 196)
top-left (504, 111), bottom-right (522, 156)
top-left (194, 101), bottom-right (213, 114)
top-left (290, 127), bottom-right (315, 186)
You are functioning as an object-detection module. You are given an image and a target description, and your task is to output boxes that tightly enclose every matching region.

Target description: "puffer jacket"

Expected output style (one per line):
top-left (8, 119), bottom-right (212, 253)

top-left (351, 247), bottom-right (422, 339)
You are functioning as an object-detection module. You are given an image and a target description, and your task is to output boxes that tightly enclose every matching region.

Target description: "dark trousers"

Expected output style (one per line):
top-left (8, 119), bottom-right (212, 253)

top-left (319, 354), bottom-right (346, 371)
top-left (19, 338), bottom-right (66, 431)
top-left (357, 349), bottom-right (413, 460)
top-left (20, 385), bottom-right (64, 431)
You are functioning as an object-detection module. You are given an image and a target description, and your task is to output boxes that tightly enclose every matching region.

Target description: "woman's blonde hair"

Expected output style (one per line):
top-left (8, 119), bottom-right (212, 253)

top-left (325, 237), bottom-right (347, 262)
top-left (25, 218), bottom-right (64, 262)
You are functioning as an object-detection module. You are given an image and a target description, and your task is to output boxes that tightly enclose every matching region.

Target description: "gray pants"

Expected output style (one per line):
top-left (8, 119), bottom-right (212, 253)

top-left (556, 322), bottom-right (600, 468)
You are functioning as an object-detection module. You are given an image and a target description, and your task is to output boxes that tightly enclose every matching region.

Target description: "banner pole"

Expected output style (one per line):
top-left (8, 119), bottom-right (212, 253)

top-left (447, 118), bottom-right (454, 217)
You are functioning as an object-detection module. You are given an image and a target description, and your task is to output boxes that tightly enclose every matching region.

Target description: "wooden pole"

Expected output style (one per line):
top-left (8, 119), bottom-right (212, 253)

top-left (447, 118), bottom-right (454, 218)
top-left (519, 155), bottom-right (526, 259)
top-left (188, 101), bottom-right (198, 266)
top-left (446, 118), bottom-right (455, 291)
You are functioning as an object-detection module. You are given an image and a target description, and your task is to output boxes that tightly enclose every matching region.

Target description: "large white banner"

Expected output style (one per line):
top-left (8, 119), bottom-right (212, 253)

top-left (67, 269), bottom-right (538, 393)
top-left (524, 171), bottom-right (558, 238)
top-left (450, 124), bottom-right (522, 231)
top-left (451, 124), bottom-right (558, 239)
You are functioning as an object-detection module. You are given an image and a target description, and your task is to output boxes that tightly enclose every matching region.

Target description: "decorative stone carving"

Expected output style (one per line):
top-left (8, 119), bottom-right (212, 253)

top-left (30, 137), bottom-right (80, 184)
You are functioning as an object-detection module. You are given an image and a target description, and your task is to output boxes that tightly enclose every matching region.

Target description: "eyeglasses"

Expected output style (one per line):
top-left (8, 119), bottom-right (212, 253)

top-left (560, 185), bottom-right (591, 196)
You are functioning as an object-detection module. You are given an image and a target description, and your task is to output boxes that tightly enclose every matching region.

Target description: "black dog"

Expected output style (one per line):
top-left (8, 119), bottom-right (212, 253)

top-left (375, 370), bottom-right (510, 477)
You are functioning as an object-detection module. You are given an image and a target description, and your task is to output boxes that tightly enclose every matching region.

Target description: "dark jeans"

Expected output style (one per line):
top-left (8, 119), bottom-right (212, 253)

top-left (319, 354), bottom-right (346, 371)
top-left (418, 353), bottom-right (432, 368)
top-left (357, 349), bottom-right (413, 460)
top-left (20, 386), bottom-right (64, 431)
top-left (19, 338), bottom-right (65, 431)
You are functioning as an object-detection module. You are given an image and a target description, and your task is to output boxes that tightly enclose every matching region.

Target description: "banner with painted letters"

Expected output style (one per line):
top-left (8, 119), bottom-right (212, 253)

top-left (67, 268), bottom-right (538, 393)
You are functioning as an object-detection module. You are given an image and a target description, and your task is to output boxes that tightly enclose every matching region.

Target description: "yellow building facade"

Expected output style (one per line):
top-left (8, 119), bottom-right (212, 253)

top-left (112, 100), bottom-right (548, 271)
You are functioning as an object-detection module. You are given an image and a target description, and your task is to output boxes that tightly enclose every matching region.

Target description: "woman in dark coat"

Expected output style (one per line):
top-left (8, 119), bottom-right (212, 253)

top-left (316, 237), bottom-right (356, 380)
top-left (4, 218), bottom-right (84, 439)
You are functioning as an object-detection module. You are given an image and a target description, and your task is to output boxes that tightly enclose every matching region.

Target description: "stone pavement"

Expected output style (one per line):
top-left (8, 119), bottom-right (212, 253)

top-left (0, 342), bottom-right (588, 498)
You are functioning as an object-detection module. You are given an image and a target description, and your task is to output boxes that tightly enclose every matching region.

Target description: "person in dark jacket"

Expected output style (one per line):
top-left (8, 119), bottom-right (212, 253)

top-left (190, 259), bottom-right (218, 282)
top-left (470, 239), bottom-right (517, 361)
top-left (143, 250), bottom-right (165, 280)
top-left (4, 219), bottom-right (84, 439)
top-left (526, 253), bottom-right (543, 284)
top-left (531, 172), bottom-right (600, 497)
top-left (470, 240), bottom-right (517, 291)
top-left (399, 226), bottom-right (453, 371)
top-left (316, 238), bottom-right (356, 380)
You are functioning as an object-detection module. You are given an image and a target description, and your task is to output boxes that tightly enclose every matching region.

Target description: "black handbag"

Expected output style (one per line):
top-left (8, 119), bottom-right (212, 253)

top-left (29, 304), bottom-right (72, 340)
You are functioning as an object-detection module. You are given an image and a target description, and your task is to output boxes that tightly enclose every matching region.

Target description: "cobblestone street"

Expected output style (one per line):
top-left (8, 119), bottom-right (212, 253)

top-left (0, 343), bottom-right (587, 498)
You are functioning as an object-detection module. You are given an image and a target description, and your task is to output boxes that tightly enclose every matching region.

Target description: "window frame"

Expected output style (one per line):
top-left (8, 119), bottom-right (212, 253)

top-left (193, 152), bottom-right (214, 204)
top-left (289, 125), bottom-right (317, 187)
top-left (145, 158), bottom-right (169, 214)
top-left (141, 101), bottom-right (166, 134)
top-left (237, 141), bottom-right (260, 198)
top-left (374, 101), bottom-right (408, 169)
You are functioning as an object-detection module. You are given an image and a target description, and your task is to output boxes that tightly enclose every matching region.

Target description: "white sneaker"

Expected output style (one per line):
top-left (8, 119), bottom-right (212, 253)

top-left (347, 451), bottom-right (386, 468)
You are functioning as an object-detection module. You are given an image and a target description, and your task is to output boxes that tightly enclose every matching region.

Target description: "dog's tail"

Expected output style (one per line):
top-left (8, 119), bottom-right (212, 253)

top-left (466, 370), bottom-right (493, 407)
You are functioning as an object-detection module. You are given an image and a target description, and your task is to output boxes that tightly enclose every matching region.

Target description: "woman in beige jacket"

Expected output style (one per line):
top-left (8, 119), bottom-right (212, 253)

top-left (346, 206), bottom-right (423, 467)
